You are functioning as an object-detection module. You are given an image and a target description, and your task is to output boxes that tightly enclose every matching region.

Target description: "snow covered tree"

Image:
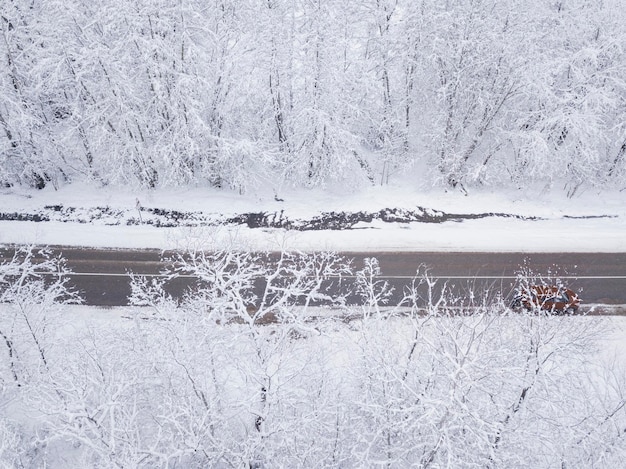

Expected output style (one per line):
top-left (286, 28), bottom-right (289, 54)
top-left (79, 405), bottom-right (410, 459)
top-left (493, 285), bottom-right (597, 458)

top-left (0, 0), bottom-right (64, 188)
top-left (1, 249), bottom-right (625, 466)
top-left (511, 0), bottom-right (626, 195)
top-left (0, 246), bottom-right (77, 388)
top-left (0, 246), bottom-right (79, 467)
top-left (2, 0), bottom-right (626, 193)
top-left (342, 267), bottom-right (626, 468)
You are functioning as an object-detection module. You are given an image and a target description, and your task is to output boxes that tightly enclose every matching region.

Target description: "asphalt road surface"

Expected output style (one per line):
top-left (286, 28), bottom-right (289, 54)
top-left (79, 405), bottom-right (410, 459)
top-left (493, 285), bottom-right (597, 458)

top-left (2, 247), bottom-right (625, 310)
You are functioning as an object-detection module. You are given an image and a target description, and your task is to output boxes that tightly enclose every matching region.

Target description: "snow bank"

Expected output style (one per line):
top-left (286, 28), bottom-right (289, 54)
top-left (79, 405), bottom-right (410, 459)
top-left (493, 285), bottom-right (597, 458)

top-left (1, 183), bottom-right (625, 252)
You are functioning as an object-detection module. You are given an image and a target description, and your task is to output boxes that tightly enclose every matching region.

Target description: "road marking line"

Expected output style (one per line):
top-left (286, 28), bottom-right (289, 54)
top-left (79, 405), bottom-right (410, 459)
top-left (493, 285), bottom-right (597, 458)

top-left (36, 272), bottom-right (626, 280)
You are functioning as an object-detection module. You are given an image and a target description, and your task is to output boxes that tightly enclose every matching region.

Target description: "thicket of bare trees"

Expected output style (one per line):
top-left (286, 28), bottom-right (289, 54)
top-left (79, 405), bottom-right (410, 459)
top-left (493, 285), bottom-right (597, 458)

top-left (1, 0), bottom-right (625, 195)
top-left (1, 247), bottom-right (626, 467)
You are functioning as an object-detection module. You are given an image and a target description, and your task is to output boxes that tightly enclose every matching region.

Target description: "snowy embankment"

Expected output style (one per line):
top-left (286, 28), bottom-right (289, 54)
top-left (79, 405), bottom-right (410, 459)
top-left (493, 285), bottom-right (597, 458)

top-left (1, 183), bottom-right (625, 252)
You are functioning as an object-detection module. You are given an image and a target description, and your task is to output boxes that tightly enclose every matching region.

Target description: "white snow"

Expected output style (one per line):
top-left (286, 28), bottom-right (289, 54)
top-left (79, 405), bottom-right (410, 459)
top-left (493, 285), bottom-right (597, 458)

top-left (1, 182), bottom-right (625, 252)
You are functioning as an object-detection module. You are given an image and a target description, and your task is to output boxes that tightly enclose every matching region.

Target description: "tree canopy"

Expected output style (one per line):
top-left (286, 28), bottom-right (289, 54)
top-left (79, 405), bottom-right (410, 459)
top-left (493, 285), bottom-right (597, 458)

top-left (2, 0), bottom-right (625, 195)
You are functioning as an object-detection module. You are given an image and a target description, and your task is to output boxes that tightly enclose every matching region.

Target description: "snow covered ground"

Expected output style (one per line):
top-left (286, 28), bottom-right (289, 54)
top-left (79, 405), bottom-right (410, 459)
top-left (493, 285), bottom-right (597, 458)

top-left (1, 182), bottom-right (625, 252)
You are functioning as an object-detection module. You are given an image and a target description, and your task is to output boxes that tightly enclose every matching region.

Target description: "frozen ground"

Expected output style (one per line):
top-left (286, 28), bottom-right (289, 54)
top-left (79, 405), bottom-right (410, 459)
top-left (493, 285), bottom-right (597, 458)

top-left (1, 182), bottom-right (625, 252)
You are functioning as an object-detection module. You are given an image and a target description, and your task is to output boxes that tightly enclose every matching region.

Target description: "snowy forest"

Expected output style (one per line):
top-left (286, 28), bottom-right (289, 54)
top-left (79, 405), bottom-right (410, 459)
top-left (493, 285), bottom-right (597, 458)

top-left (3, 2), bottom-right (626, 466)
top-left (2, 0), bottom-right (626, 196)
top-left (2, 247), bottom-right (626, 468)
